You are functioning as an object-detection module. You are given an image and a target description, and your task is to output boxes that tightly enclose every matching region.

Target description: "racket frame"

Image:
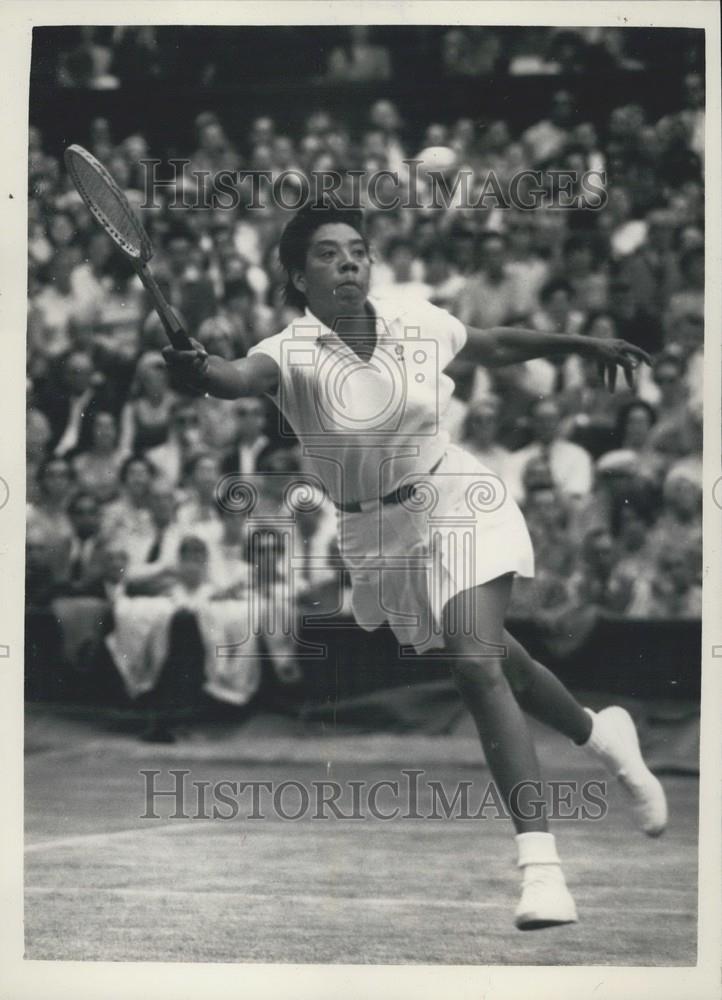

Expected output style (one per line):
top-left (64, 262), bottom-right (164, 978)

top-left (64, 144), bottom-right (193, 351)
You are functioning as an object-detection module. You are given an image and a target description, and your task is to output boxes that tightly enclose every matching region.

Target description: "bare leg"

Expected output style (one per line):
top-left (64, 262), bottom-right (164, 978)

top-left (501, 630), bottom-right (593, 745)
top-left (442, 574), bottom-right (546, 834)
top-left (442, 573), bottom-right (578, 927)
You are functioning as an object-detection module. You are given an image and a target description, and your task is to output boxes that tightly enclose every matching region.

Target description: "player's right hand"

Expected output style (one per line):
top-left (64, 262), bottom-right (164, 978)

top-left (162, 338), bottom-right (210, 393)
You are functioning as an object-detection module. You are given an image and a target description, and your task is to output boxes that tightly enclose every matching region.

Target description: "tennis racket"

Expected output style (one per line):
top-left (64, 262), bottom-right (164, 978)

top-left (64, 144), bottom-right (193, 351)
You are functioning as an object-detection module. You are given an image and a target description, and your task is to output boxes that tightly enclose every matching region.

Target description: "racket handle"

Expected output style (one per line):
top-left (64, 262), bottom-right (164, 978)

top-left (136, 263), bottom-right (194, 351)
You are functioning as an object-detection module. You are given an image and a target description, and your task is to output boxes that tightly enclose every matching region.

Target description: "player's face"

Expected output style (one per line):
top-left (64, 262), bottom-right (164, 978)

top-left (295, 223), bottom-right (371, 318)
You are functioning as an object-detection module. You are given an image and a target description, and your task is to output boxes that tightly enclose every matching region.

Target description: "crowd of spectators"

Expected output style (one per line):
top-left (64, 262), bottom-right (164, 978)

top-left (35, 25), bottom-right (703, 89)
top-left (26, 34), bottom-right (705, 727)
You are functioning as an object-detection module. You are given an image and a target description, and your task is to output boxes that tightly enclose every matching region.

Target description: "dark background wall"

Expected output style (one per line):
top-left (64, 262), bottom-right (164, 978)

top-left (30, 25), bottom-right (702, 158)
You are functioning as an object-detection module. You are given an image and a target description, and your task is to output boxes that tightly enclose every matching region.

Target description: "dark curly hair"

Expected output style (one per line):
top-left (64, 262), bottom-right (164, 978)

top-left (278, 202), bottom-right (367, 311)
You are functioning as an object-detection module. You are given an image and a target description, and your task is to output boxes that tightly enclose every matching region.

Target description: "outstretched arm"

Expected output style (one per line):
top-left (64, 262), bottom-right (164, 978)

top-left (162, 339), bottom-right (280, 399)
top-left (459, 325), bottom-right (652, 390)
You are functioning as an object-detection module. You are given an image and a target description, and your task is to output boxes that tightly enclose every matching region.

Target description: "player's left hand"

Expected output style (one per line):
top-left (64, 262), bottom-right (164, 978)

top-left (584, 338), bottom-right (652, 392)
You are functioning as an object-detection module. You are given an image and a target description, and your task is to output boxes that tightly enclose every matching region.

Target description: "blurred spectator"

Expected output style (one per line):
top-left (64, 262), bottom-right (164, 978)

top-left (601, 400), bottom-right (666, 482)
top-left (667, 246), bottom-right (704, 324)
top-left (71, 410), bottom-right (126, 503)
top-left (26, 456), bottom-right (75, 583)
top-left (607, 273), bottom-right (663, 355)
top-left (441, 28), bottom-right (502, 77)
top-left (628, 546), bottom-right (702, 618)
top-left (423, 240), bottom-right (467, 311)
top-left (58, 28), bottom-right (120, 90)
top-left (522, 90), bottom-right (575, 166)
top-left (460, 395), bottom-right (511, 481)
top-left (619, 209), bottom-right (680, 317)
top-left (645, 353), bottom-right (697, 459)
top-left (189, 113), bottom-right (240, 178)
top-left (504, 212), bottom-right (550, 316)
top-left (158, 229), bottom-right (218, 332)
top-left (119, 351), bottom-right (177, 454)
top-left (455, 233), bottom-right (520, 328)
top-left (524, 278), bottom-right (587, 399)
top-left (176, 454), bottom-right (224, 546)
top-left (566, 528), bottom-right (634, 616)
top-left (220, 277), bottom-right (274, 352)
top-left (374, 237), bottom-right (431, 301)
top-left (530, 278), bottom-right (585, 339)
top-left (146, 398), bottom-right (208, 488)
top-left (27, 408), bottom-right (52, 505)
top-left (524, 485), bottom-right (578, 578)
top-left (648, 463), bottom-right (702, 563)
top-left (101, 455), bottom-right (155, 564)
top-left (326, 26), bottom-right (391, 81)
top-left (368, 100), bottom-right (406, 174)
top-left (125, 478), bottom-right (182, 592)
top-left (609, 484), bottom-right (659, 582)
top-left (220, 397), bottom-right (270, 476)
top-left (30, 253), bottom-right (89, 361)
top-left (34, 349), bottom-right (109, 456)
top-left (61, 491), bottom-right (105, 595)
top-left (560, 234), bottom-right (609, 312)
top-left (207, 509), bottom-right (252, 598)
top-left (506, 398), bottom-right (594, 504)
top-left (558, 353), bottom-right (633, 457)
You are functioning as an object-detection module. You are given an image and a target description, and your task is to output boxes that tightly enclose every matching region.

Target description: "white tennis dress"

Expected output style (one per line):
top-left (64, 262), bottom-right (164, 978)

top-left (247, 294), bottom-right (534, 653)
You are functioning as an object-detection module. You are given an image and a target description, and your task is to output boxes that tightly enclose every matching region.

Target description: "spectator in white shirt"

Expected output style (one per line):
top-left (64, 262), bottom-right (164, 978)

top-left (507, 398), bottom-right (594, 504)
top-left (146, 398), bottom-right (208, 489)
top-left (176, 453), bottom-right (224, 546)
top-left (125, 478), bottom-right (183, 591)
top-left (101, 454), bottom-right (155, 566)
top-left (373, 237), bottom-right (431, 302)
top-left (423, 241), bottom-right (467, 312)
top-left (460, 395), bottom-right (512, 481)
top-left (220, 397), bottom-right (270, 477)
top-left (522, 89), bottom-right (574, 166)
top-left (31, 251), bottom-right (87, 361)
top-left (32, 348), bottom-right (107, 458)
top-left (455, 232), bottom-right (520, 329)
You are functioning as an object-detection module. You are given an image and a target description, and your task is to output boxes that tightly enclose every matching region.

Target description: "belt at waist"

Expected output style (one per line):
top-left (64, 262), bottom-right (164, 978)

top-left (332, 455), bottom-right (444, 514)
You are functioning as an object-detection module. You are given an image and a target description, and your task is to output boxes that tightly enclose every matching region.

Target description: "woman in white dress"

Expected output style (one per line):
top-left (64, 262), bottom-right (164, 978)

top-left (163, 204), bottom-right (667, 931)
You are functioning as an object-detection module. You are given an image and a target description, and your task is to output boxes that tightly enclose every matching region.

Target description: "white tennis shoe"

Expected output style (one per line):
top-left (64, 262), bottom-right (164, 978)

top-left (514, 864), bottom-right (578, 931)
top-left (582, 706), bottom-right (668, 837)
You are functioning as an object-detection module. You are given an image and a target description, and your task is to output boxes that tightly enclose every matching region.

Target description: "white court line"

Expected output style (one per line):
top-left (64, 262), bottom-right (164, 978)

top-left (27, 815), bottom-right (646, 853)
top-left (24, 886), bottom-right (501, 910)
top-left (22, 885), bottom-right (693, 917)
top-left (24, 822), bottom-right (209, 854)
top-left (23, 819), bottom-right (508, 853)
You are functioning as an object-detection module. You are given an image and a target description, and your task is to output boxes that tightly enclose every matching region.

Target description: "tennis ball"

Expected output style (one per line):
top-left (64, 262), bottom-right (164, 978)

top-left (416, 146), bottom-right (458, 171)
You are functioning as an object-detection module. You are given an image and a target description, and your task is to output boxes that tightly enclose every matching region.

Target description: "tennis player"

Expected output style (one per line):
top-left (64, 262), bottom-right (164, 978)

top-left (163, 203), bottom-right (667, 930)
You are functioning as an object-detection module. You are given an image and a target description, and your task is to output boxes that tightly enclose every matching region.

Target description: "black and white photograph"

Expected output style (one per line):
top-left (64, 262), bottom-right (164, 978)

top-left (2, 2), bottom-right (721, 997)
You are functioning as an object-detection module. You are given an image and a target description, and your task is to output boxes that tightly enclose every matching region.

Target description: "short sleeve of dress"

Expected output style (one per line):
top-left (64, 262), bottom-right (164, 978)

top-left (246, 333), bottom-right (284, 397)
top-left (247, 333), bottom-right (283, 367)
top-left (418, 300), bottom-right (468, 360)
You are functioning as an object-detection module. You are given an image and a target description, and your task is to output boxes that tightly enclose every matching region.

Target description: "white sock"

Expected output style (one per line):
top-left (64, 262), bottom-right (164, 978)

top-left (579, 707), bottom-right (625, 773)
top-left (515, 831), bottom-right (560, 868)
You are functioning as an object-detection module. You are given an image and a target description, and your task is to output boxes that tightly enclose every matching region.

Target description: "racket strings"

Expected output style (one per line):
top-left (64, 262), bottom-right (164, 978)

top-left (65, 146), bottom-right (149, 261)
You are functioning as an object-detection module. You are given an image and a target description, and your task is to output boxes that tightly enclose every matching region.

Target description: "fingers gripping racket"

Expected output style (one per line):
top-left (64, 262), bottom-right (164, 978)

top-left (64, 144), bottom-right (193, 351)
